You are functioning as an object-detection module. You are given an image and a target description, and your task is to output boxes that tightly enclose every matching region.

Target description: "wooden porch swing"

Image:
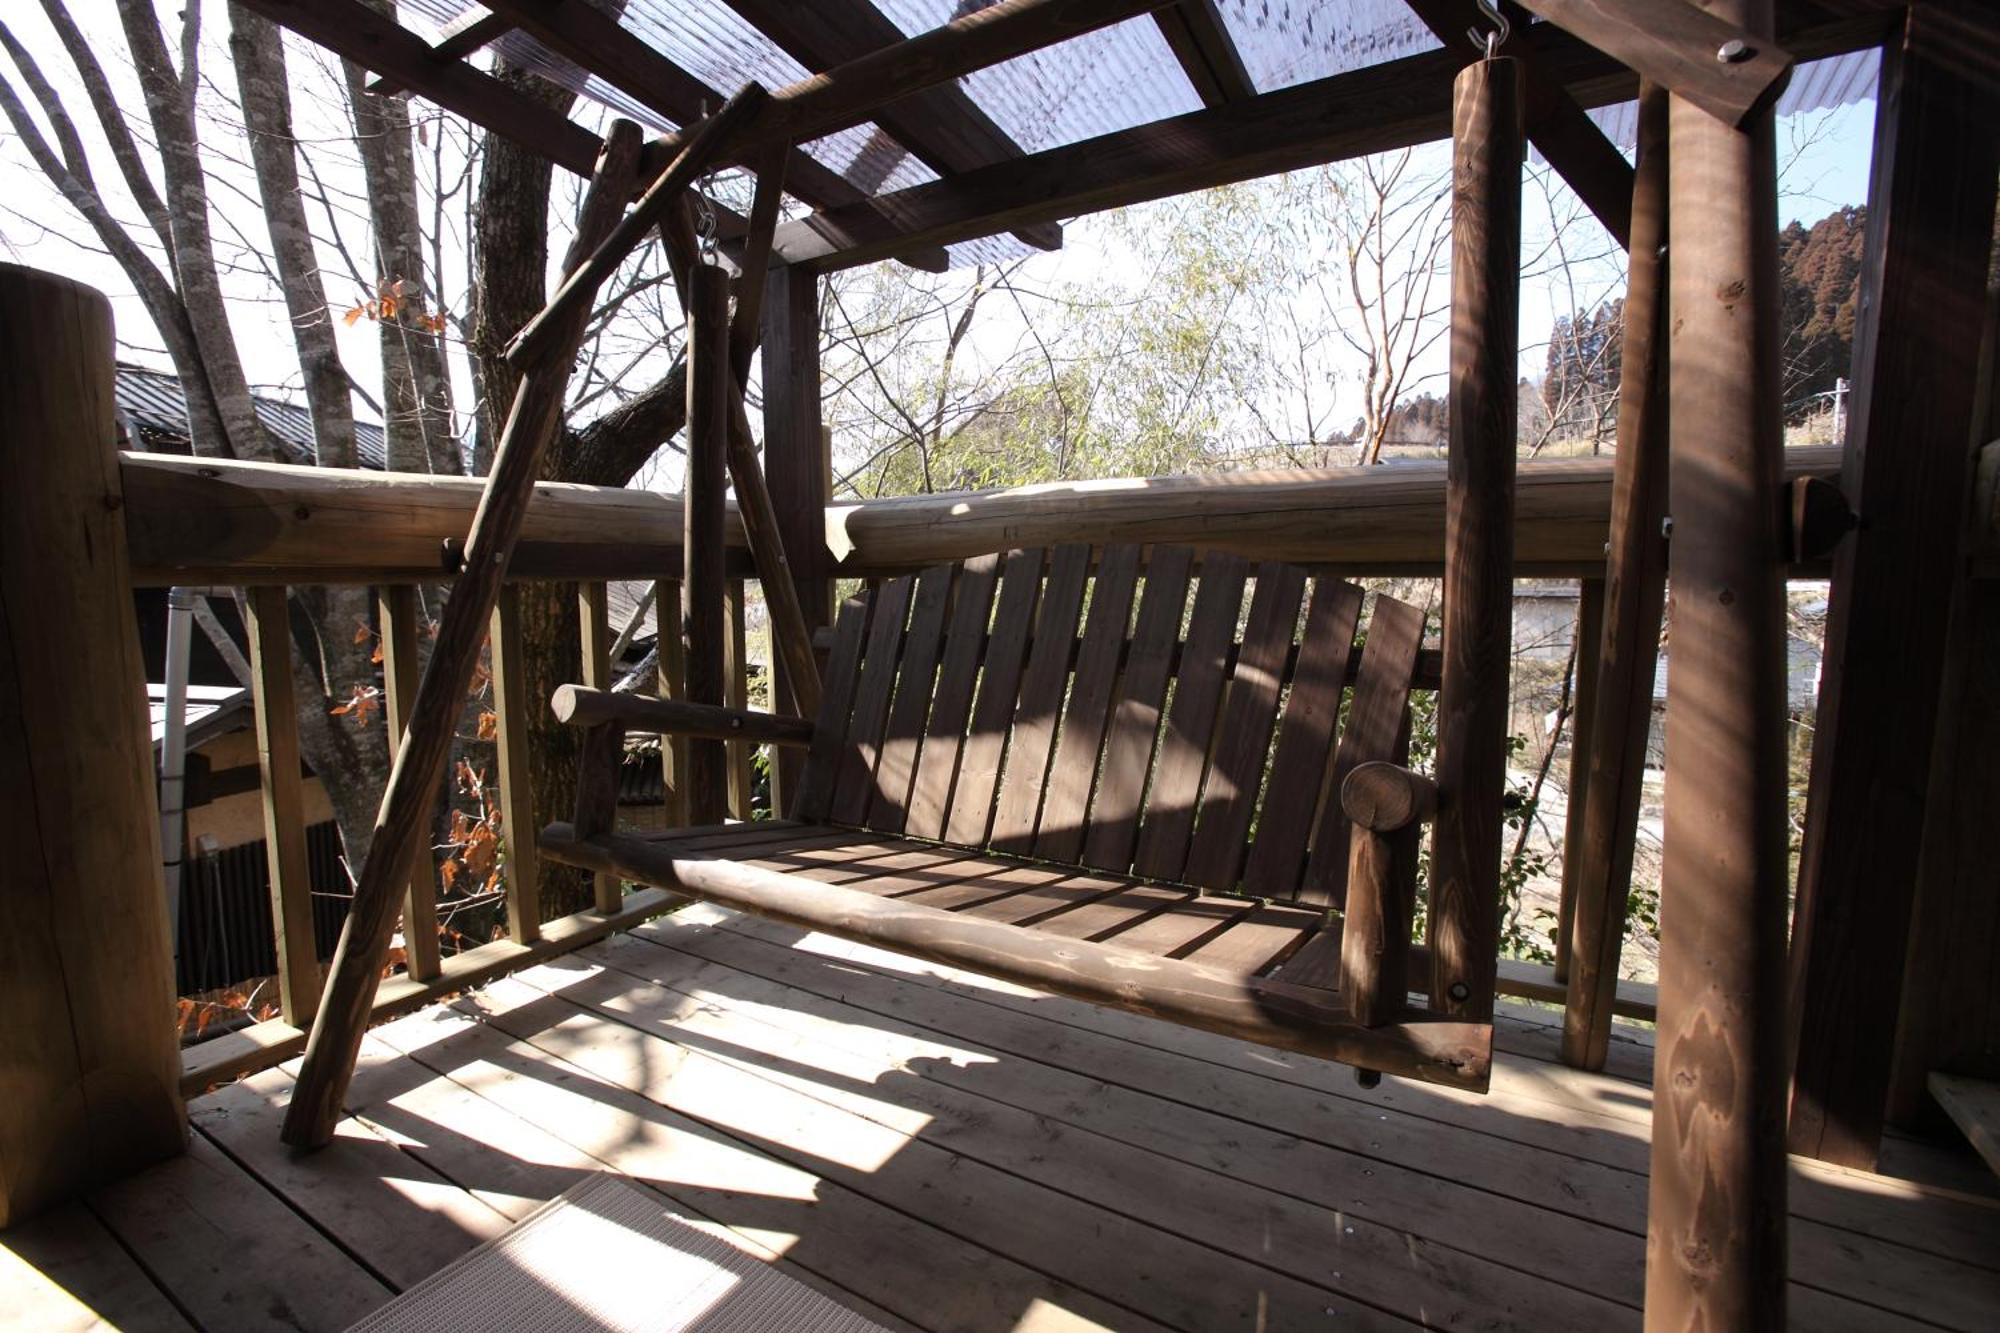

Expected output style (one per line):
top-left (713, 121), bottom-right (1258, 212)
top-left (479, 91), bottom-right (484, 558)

top-left (541, 545), bottom-right (1494, 1089)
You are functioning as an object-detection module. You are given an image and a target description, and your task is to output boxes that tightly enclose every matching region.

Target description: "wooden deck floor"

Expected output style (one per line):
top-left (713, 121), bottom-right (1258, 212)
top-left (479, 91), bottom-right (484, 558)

top-left (8, 902), bottom-right (1999, 1332)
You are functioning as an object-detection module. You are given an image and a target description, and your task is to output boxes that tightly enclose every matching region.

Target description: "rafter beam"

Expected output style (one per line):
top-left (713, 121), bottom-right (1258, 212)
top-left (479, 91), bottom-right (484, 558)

top-left (1513, 0), bottom-right (1795, 127)
top-left (726, 0), bottom-right (1063, 251)
top-left (366, 10), bottom-right (513, 97)
top-left (479, 0), bottom-right (871, 216)
top-left (1153, 0), bottom-right (1256, 105)
top-left (650, 0), bottom-right (1174, 168)
top-left (776, 3), bottom-right (1885, 271)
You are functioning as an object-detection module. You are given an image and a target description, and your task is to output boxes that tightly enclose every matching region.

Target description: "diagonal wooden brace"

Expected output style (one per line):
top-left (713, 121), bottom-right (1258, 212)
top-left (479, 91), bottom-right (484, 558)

top-left (1513, 0), bottom-right (1794, 127)
top-left (507, 82), bottom-right (769, 370)
top-left (279, 121), bottom-right (648, 1150)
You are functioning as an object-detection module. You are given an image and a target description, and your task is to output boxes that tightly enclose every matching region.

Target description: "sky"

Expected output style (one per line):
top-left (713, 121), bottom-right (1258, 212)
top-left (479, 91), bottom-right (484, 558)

top-left (0, 2), bottom-right (1881, 473)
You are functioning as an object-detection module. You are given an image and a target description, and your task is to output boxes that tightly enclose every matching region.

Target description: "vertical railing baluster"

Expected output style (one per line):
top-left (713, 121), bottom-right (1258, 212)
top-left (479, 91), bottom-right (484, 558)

top-left (245, 584), bottom-right (319, 1024)
top-left (578, 580), bottom-right (623, 912)
top-left (378, 584), bottom-right (442, 980)
top-left (489, 584), bottom-right (540, 942)
top-left (725, 579), bottom-right (754, 819)
top-left (657, 577), bottom-right (691, 828)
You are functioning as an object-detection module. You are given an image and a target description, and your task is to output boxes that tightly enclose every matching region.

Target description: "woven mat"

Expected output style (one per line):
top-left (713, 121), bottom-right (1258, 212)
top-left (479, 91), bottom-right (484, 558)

top-left (347, 1173), bottom-right (889, 1333)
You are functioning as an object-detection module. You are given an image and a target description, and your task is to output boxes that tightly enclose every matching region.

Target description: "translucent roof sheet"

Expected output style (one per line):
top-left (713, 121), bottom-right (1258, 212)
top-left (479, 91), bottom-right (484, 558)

top-left (1214, 0), bottom-right (1442, 93)
top-left (392, 3), bottom-right (1882, 270)
top-left (875, 4), bottom-right (1203, 153)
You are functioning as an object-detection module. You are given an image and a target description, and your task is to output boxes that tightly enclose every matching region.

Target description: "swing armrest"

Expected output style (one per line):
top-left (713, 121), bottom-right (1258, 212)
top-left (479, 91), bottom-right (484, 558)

top-left (1340, 762), bottom-right (1439, 833)
top-left (552, 684), bottom-right (816, 748)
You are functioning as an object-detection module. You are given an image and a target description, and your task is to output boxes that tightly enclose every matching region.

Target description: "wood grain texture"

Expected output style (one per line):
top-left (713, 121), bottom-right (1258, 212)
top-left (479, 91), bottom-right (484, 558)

top-left (1081, 545), bottom-right (1195, 873)
top-left (246, 585), bottom-right (319, 1022)
top-left (0, 266), bottom-right (184, 1225)
top-left (796, 596), bottom-right (873, 822)
top-left (832, 576), bottom-right (915, 826)
top-left (1034, 544), bottom-right (1143, 864)
top-left (1649, 2), bottom-right (1792, 1324)
top-left (1301, 595), bottom-right (1426, 907)
top-left (1513, 0), bottom-right (1793, 128)
top-left (1563, 84), bottom-right (1672, 1072)
top-left (990, 544), bottom-right (1093, 852)
top-left (1552, 576), bottom-right (1605, 987)
top-left (488, 586), bottom-right (541, 943)
top-left (946, 549), bottom-right (1047, 847)
top-left (683, 264), bottom-right (733, 827)
top-left (1183, 563), bottom-right (1307, 890)
top-left (378, 584), bottom-right (443, 977)
top-left (1132, 552), bottom-right (1248, 882)
top-left (866, 563), bottom-right (955, 832)
top-left (1428, 58), bottom-right (1521, 1024)
top-left (1787, 0), bottom-right (2000, 1170)
top-left (1240, 579), bottom-right (1364, 898)
top-left (904, 552), bottom-right (1002, 842)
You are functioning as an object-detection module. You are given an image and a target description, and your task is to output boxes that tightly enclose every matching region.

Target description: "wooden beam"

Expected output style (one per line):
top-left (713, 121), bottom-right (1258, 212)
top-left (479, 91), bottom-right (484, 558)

top-left (684, 262), bottom-right (733, 826)
top-left (234, 0), bottom-right (605, 177)
top-left (725, 0), bottom-right (1065, 250)
top-left (1152, 0), bottom-right (1256, 105)
top-left (1429, 55), bottom-right (1522, 1026)
top-left (0, 266), bottom-right (183, 1225)
top-left (509, 84), bottom-right (767, 369)
top-left (723, 582), bottom-right (755, 818)
top-left (775, 5), bottom-right (1878, 270)
top-left (1562, 82), bottom-right (1672, 1072)
top-left (541, 824), bottom-right (1495, 1090)
top-left (479, 0), bottom-right (876, 217)
top-left (279, 121), bottom-right (646, 1151)
top-left (1649, 0), bottom-right (1790, 1322)
top-left (244, 586), bottom-right (320, 1024)
top-left (1513, 0), bottom-right (1795, 127)
top-left (366, 11), bottom-right (513, 97)
top-left (1786, 0), bottom-right (2000, 1170)
top-left (648, 0), bottom-right (1173, 170)
top-left (656, 579), bottom-right (692, 829)
top-left (1402, 1), bottom-right (1635, 246)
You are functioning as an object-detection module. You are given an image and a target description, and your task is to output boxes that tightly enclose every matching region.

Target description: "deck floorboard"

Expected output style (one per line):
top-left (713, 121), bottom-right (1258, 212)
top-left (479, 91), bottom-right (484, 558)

top-left (9, 908), bottom-right (1997, 1332)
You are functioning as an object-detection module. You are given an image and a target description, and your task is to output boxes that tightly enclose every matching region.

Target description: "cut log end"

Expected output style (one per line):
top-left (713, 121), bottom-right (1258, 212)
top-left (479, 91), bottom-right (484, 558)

top-left (1341, 761), bottom-right (1439, 832)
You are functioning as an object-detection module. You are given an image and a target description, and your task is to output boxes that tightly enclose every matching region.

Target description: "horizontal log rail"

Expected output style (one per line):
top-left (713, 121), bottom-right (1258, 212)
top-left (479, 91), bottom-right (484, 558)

top-left (553, 685), bottom-right (816, 746)
top-left (123, 447), bottom-right (1852, 587)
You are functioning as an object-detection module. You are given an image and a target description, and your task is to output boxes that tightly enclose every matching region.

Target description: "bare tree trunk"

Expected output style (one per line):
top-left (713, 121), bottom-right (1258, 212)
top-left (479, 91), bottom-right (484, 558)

top-left (342, 0), bottom-right (460, 476)
top-left (115, 0), bottom-right (275, 463)
top-left (229, 4), bottom-right (391, 867)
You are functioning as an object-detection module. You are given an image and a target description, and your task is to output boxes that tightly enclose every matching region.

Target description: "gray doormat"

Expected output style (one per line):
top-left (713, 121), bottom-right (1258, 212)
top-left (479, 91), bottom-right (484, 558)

top-left (347, 1173), bottom-right (890, 1332)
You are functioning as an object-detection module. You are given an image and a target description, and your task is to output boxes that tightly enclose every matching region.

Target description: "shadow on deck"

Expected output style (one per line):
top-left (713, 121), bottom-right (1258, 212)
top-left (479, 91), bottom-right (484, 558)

top-left (7, 903), bottom-right (1998, 1332)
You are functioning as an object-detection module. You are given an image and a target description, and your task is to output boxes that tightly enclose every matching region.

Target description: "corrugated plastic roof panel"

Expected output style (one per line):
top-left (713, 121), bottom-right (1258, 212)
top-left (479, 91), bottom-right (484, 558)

top-left (1569, 50), bottom-right (1880, 158)
top-left (1214, 0), bottom-right (1442, 93)
top-left (875, 4), bottom-right (1202, 152)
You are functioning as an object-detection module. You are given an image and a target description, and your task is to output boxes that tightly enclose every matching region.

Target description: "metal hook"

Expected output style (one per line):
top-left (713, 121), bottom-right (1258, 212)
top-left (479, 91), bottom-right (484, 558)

top-left (1466, 0), bottom-right (1509, 58)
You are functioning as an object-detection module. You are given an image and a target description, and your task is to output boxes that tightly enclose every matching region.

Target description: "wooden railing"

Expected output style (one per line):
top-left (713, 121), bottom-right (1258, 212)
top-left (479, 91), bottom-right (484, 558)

top-left (149, 445), bottom-right (1774, 1095)
top-left (179, 560), bottom-right (770, 1095)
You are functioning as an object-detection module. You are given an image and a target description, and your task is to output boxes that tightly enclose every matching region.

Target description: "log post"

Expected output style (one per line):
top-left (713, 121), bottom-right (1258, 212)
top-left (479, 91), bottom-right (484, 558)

top-left (376, 584), bottom-right (442, 981)
top-left (763, 264), bottom-right (832, 810)
top-left (0, 264), bottom-right (185, 1225)
top-left (488, 585), bottom-right (541, 941)
top-left (684, 262), bottom-right (732, 826)
top-left (656, 578), bottom-right (691, 828)
top-left (1562, 81), bottom-right (1672, 1070)
top-left (1552, 575), bottom-right (1604, 985)
top-left (1430, 54), bottom-right (1522, 1024)
top-left (724, 580), bottom-right (755, 818)
top-left (1785, 0), bottom-right (2000, 1169)
top-left (281, 121), bottom-right (645, 1149)
top-left (576, 581), bottom-right (623, 912)
top-left (1648, 1), bottom-right (1790, 1324)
